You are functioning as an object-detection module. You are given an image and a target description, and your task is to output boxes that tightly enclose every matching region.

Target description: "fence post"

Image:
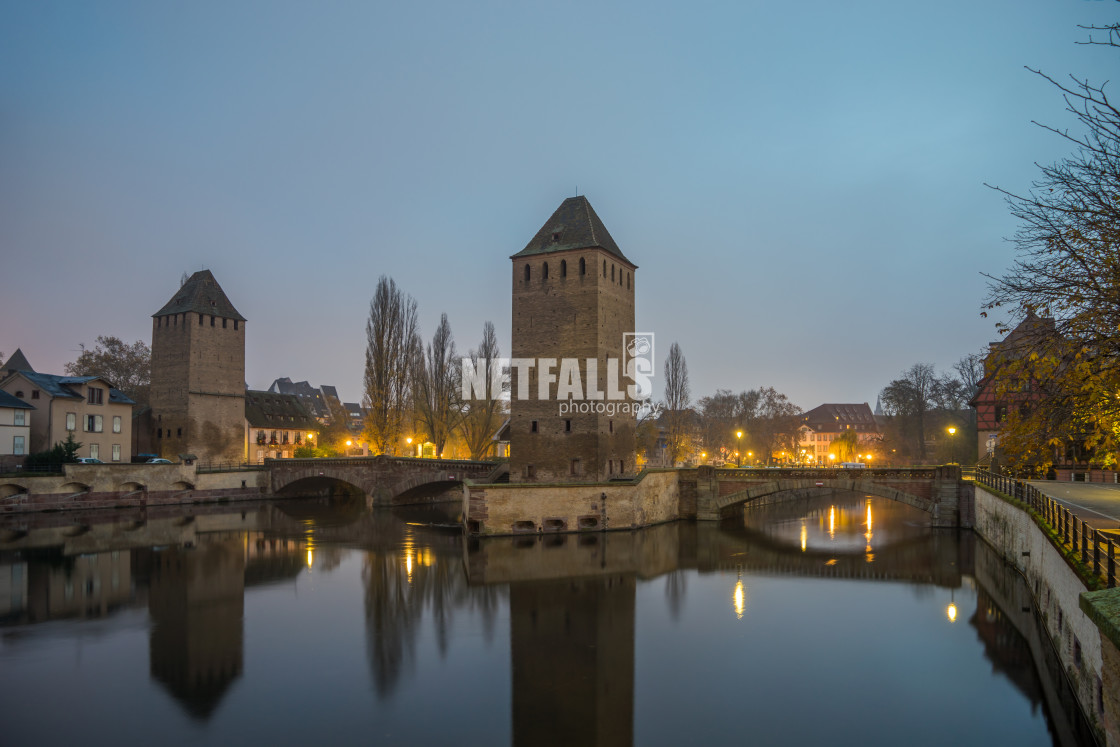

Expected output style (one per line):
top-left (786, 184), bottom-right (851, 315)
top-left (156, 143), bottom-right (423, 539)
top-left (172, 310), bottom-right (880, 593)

top-left (1093, 528), bottom-right (1101, 579)
top-left (1080, 520), bottom-right (1089, 565)
top-left (1063, 509), bottom-right (1071, 547)
top-left (1109, 540), bottom-right (1116, 588)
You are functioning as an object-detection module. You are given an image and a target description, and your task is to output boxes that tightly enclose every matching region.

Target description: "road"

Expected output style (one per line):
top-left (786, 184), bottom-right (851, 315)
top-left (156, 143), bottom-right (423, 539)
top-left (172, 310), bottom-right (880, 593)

top-left (1028, 480), bottom-right (1120, 536)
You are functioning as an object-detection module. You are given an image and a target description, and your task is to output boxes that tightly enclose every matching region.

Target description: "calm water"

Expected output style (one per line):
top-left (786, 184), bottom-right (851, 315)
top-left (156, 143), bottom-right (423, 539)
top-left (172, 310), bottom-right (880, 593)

top-left (0, 494), bottom-right (1097, 746)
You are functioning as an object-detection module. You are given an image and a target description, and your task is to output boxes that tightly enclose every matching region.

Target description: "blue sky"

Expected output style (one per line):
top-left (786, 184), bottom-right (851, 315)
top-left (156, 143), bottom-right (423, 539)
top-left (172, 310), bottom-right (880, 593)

top-left (1, 0), bottom-right (1116, 408)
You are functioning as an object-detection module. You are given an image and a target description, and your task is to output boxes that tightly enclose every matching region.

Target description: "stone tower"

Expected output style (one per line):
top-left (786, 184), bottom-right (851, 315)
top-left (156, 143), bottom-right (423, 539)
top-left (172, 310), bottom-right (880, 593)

top-left (510, 196), bottom-right (637, 483)
top-left (150, 270), bottom-right (246, 464)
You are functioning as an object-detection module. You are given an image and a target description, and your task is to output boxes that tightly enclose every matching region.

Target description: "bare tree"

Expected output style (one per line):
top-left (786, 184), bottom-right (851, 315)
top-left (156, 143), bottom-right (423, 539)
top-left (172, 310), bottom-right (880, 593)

top-left (460, 321), bottom-right (505, 460)
top-left (751, 387), bottom-right (802, 464)
top-left (65, 336), bottom-right (151, 406)
top-left (414, 313), bottom-right (461, 458)
top-left (363, 277), bottom-right (421, 455)
top-left (983, 18), bottom-right (1120, 464)
top-left (880, 363), bottom-right (936, 459)
top-left (662, 342), bottom-right (692, 466)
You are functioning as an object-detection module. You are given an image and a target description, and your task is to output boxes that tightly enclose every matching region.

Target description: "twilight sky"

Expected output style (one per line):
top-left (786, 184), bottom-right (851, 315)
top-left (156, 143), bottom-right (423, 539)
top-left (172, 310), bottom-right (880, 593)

top-left (1, 1), bottom-right (1115, 408)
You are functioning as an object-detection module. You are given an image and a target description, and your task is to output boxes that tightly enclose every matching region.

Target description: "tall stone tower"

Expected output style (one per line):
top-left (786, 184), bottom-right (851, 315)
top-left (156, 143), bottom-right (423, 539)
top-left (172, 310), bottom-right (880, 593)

top-left (510, 196), bottom-right (637, 483)
top-left (150, 270), bottom-right (246, 464)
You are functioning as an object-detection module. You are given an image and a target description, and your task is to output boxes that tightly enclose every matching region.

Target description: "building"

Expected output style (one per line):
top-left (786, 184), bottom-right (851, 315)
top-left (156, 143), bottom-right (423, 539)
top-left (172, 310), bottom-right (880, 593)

top-left (799, 403), bottom-right (882, 464)
top-left (970, 313), bottom-right (1054, 464)
top-left (509, 196), bottom-right (637, 483)
top-left (150, 271), bottom-right (246, 464)
top-left (0, 349), bottom-right (135, 463)
top-left (244, 390), bottom-right (319, 462)
top-left (267, 378), bottom-right (330, 421)
top-left (0, 389), bottom-right (33, 468)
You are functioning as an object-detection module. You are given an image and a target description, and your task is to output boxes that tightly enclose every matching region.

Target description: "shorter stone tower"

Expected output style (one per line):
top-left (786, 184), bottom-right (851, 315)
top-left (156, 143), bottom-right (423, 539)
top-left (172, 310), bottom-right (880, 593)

top-left (150, 271), bottom-right (246, 464)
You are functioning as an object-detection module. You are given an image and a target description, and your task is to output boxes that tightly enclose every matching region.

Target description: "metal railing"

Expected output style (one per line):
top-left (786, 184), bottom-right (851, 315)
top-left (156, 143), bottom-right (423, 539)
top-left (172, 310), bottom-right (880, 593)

top-left (195, 461), bottom-right (268, 474)
top-left (975, 470), bottom-right (1116, 588)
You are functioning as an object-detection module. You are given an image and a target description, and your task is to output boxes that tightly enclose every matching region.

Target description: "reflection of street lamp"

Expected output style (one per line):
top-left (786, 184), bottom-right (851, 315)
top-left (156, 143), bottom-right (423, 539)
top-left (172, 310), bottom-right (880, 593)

top-left (747, 451), bottom-right (753, 466)
top-left (736, 431), bottom-right (743, 467)
top-left (947, 589), bottom-right (957, 623)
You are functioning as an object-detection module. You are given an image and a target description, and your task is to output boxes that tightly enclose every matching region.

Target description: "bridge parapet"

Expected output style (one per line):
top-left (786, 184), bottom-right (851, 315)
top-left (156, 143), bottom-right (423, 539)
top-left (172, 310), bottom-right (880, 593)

top-left (267, 455), bottom-right (496, 505)
top-left (683, 466), bottom-right (963, 527)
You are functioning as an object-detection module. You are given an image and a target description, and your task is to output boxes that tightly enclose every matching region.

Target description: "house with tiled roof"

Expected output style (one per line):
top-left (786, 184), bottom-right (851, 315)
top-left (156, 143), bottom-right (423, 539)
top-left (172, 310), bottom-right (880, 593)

top-left (0, 388), bottom-right (33, 467)
top-left (244, 390), bottom-right (319, 462)
top-left (0, 350), bottom-right (134, 463)
top-left (799, 403), bottom-right (881, 464)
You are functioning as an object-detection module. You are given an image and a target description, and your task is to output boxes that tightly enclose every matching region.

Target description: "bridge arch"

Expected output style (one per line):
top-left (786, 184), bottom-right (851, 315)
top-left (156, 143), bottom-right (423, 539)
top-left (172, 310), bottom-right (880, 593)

top-left (275, 474), bottom-right (365, 498)
top-left (716, 478), bottom-right (938, 518)
top-left (0, 483), bottom-right (28, 499)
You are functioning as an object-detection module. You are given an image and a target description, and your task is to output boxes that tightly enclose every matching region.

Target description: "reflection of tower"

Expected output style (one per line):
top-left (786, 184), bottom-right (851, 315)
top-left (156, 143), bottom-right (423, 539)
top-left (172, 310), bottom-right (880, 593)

top-left (509, 575), bottom-right (635, 747)
top-left (143, 537), bottom-right (245, 720)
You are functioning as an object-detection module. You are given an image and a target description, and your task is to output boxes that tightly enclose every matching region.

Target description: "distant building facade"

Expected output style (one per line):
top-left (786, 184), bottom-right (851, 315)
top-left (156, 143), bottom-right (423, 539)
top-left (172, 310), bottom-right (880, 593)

top-left (509, 196), bottom-right (637, 483)
top-left (799, 403), bottom-right (881, 464)
top-left (244, 390), bottom-right (319, 462)
top-left (0, 389), bottom-right (33, 467)
top-left (150, 271), bottom-right (246, 464)
top-left (0, 349), bottom-right (134, 463)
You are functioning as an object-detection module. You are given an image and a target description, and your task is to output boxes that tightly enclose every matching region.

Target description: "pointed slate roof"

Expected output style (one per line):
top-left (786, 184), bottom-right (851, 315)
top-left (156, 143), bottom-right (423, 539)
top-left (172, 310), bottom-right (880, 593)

top-left (511, 196), bottom-right (635, 266)
top-left (154, 270), bottom-right (245, 321)
top-left (1, 348), bottom-right (33, 374)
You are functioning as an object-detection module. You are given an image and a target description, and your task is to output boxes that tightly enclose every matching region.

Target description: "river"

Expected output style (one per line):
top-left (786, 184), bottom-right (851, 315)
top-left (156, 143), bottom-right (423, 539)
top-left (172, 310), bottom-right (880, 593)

top-left (0, 493), bottom-right (1098, 746)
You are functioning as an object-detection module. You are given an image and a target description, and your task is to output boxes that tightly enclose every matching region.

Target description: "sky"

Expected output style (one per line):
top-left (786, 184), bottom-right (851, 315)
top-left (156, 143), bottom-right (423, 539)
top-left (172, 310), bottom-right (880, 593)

top-left (1, 0), bottom-right (1116, 409)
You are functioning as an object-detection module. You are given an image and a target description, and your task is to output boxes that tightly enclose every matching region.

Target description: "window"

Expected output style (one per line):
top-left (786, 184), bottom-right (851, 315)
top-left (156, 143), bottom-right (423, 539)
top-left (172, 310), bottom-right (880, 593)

top-left (86, 414), bottom-right (104, 433)
top-left (14, 410), bottom-right (24, 426)
top-left (611, 265), bottom-right (615, 281)
top-left (14, 391), bottom-right (23, 398)
top-left (525, 264), bottom-right (531, 281)
top-left (560, 259), bottom-right (567, 277)
top-left (570, 458), bottom-right (582, 476)
top-left (13, 436), bottom-right (24, 456)
top-left (87, 387), bottom-right (104, 405)
top-left (234, 320), bottom-right (239, 330)
top-left (565, 419), bottom-right (571, 432)
top-left (603, 260), bottom-right (607, 276)
top-left (551, 232), bottom-right (560, 242)
top-left (995, 405), bottom-right (1008, 423)
top-left (531, 420), bottom-right (538, 433)
top-left (157, 428), bottom-right (163, 438)
top-left (177, 427), bottom-right (182, 437)
top-left (222, 318), bottom-right (228, 328)
top-left (112, 444), bottom-right (121, 462)
top-left (543, 262), bottom-right (549, 279)
top-left (210, 315), bottom-right (215, 326)
top-left (199, 313), bottom-right (204, 326)
top-left (112, 415), bottom-right (122, 433)
top-left (31, 390), bottom-right (39, 399)
top-left (627, 272), bottom-right (630, 289)
top-left (579, 257), bottom-right (586, 275)
top-left (90, 444), bottom-right (99, 460)
top-left (609, 419), bottom-right (614, 433)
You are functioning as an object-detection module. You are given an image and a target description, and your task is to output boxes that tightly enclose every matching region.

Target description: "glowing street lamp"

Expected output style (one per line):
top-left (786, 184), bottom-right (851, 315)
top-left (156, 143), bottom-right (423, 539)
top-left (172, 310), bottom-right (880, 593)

top-left (736, 431), bottom-right (743, 467)
top-left (947, 426), bottom-right (958, 465)
top-left (406, 436), bottom-right (413, 457)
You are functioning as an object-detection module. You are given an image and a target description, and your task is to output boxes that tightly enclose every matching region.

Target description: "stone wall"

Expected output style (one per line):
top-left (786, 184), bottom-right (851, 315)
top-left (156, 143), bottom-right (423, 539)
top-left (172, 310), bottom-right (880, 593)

top-left (464, 469), bottom-right (679, 536)
top-left (972, 483), bottom-right (1116, 745)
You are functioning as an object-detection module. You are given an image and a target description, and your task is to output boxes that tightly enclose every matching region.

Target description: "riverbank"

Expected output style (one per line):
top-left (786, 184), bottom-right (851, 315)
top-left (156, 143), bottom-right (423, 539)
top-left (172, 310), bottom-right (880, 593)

top-left (972, 482), bottom-right (1120, 746)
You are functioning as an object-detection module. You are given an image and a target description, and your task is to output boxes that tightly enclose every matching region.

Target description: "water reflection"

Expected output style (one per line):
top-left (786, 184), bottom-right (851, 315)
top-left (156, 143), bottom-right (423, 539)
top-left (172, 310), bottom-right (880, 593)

top-left (0, 494), bottom-right (1098, 746)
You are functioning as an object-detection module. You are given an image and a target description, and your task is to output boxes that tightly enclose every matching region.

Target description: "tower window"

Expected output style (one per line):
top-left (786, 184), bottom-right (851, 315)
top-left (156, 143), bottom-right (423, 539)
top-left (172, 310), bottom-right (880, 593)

top-left (627, 272), bottom-right (631, 289)
top-left (234, 320), bottom-right (239, 330)
top-left (211, 315), bottom-right (215, 326)
top-left (603, 260), bottom-right (607, 277)
top-left (609, 419), bottom-right (613, 433)
top-left (552, 232), bottom-right (560, 242)
top-left (222, 318), bottom-right (228, 328)
top-left (199, 314), bottom-right (203, 326)
top-left (565, 419), bottom-right (571, 432)
top-left (579, 257), bottom-right (586, 275)
top-left (525, 264), bottom-right (531, 281)
top-left (543, 262), bottom-right (549, 279)
top-left (531, 420), bottom-right (538, 433)
top-left (560, 259), bottom-right (567, 277)
top-left (570, 459), bottom-right (582, 476)
top-left (611, 265), bottom-right (615, 281)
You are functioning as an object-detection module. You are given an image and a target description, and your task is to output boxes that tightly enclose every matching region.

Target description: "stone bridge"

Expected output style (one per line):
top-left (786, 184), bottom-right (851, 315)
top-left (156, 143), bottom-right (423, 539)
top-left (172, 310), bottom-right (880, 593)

top-left (267, 456), bottom-right (498, 506)
top-left (685, 465), bottom-right (966, 527)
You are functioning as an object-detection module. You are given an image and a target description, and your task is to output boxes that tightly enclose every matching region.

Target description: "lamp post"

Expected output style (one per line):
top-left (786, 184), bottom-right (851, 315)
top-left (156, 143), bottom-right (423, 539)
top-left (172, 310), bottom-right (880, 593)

top-left (406, 436), bottom-right (413, 457)
top-left (947, 426), bottom-right (958, 465)
top-left (736, 431), bottom-right (743, 467)
top-left (747, 451), bottom-right (753, 467)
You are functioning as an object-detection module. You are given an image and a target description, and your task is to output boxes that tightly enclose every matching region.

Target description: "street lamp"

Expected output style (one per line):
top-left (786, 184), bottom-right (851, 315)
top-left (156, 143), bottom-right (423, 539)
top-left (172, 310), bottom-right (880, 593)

top-left (947, 426), bottom-right (958, 465)
top-left (736, 431), bottom-right (743, 467)
top-left (406, 436), bottom-right (413, 457)
top-left (747, 451), bottom-right (753, 466)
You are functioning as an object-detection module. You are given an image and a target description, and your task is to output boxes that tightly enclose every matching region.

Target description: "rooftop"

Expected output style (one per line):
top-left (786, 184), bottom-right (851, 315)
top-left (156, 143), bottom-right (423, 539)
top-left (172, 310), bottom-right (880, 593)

top-left (511, 196), bottom-right (635, 266)
top-left (154, 270), bottom-right (245, 321)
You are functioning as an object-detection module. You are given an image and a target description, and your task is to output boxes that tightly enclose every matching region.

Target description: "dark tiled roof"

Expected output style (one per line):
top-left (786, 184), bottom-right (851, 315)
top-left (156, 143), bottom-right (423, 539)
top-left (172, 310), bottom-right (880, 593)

top-left (6, 370), bottom-right (135, 405)
top-left (154, 270), bottom-right (245, 321)
top-left (1, 348), bottom-right (33, 374)
top-left (268, 378), bottom-right (329, 418)
top-left (511, 196), bottom-right (635, 266)
top-left (0, 389), bottom-right (34, 410)
top-left (802, 403), bottom-right (877, 430)
top-left (245, 390), bottom-right (318, 430)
